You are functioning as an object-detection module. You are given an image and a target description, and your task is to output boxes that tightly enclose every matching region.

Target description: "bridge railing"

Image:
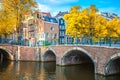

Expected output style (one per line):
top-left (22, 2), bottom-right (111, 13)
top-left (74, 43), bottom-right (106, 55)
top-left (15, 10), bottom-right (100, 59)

top-left (34, 37), bottom-right (120, 48)
top-left (0, 37), bottom-right (120, 48)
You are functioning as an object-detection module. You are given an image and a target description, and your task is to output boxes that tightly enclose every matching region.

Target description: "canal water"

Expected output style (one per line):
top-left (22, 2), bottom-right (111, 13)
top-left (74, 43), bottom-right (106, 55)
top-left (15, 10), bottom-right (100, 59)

top-left (0, 61), bottom-right (120, 80)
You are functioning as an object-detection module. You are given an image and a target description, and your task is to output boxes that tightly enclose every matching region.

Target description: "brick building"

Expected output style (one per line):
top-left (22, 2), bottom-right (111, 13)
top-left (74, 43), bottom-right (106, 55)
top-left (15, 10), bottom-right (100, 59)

top-left (36, 12), bottom-right (59, 46)
top-left (21, 11), bottom-right (59, 46)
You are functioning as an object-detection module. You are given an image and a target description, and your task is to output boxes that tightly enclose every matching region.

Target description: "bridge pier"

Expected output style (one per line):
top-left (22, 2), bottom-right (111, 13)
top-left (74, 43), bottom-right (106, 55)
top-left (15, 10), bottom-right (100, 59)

top-left (35, 47), bottom-right (41, 61)
top-left (15, 46), bottom-right (20, 61)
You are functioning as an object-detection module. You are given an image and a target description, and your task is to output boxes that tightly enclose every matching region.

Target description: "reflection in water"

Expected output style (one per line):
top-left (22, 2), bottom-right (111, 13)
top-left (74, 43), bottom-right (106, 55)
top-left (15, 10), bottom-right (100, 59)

top-left (56, 63), bottom-right (94, 80)
top-left (0, 61), bottom-right (120, 80)
top-left (97, 74), bottom-right (120, 80)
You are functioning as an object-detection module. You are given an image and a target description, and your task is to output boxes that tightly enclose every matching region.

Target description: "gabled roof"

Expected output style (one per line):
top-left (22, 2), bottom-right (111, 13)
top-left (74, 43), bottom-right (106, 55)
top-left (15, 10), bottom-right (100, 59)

top-left (41, 12), bottom-right (51, 17)
top-left (34, 11), bottom-right (51, 17)
top-left (55, 11), bottom-right (69, 18)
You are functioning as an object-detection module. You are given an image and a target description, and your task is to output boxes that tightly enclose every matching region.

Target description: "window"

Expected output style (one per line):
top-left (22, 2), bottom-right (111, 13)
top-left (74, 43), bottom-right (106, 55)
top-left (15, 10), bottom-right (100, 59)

top-left (60, 38), bottom-right (65, 44)
top-left (34, 32), bottom-right (38, 37)
top-left (50, 19), bottom-right (54, 22)
top-left (59, 25), bottom-right (65, 29)
top-left (60, 31), bottom-right (65, 36)
top-left (45, 33), bottom-right (48, 38)
top-left (54, 34), bottom-right (57, 38)
top-left (61, 20), bottom-right (64, 24)
top-left (41, 33), bottom-right (45, 38)
top-left (51, 26), bottom-right (54, 31)
top-left (37, 14), bottom-right (39, 18)
top-left (50, 33), bottom-right (52, 38)
top-left (61, 38), bottom-right (64, 43)
top-left (61, 25), bottom-right (65, 29)
top-left (60, 38), bottom-right (62, 43)
top-left (59, 25), bottom-right (61, 29)
top-left (34, 25), bottom-right (37, 29)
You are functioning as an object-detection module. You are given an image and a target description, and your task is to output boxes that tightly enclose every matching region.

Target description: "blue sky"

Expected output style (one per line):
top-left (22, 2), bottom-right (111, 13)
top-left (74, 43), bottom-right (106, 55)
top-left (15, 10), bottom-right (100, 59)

top-left (36, 0), bottom-right (120, 16)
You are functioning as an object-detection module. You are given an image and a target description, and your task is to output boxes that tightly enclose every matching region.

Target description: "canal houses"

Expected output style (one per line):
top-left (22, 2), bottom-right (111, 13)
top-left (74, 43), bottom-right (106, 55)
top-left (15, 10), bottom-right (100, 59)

top-left (21, 11), bottom-right (59, 46)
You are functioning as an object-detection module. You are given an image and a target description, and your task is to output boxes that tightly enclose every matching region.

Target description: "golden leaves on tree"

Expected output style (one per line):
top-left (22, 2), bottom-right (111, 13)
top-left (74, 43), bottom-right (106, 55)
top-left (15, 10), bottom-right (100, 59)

top-left (64, 5), bottom-right (120, 40)
top-left (0, 0), bottom-right (38, 37)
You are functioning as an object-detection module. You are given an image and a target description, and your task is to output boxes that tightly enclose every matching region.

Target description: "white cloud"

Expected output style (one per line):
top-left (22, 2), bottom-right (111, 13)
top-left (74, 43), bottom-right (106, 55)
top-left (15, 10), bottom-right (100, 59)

top-left (37, 3), bottom-right (51, 12)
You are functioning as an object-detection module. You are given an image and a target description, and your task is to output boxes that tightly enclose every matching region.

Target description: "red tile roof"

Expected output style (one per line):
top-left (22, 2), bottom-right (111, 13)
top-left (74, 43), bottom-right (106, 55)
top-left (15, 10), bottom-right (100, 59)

top-left (41, 12), bottom-right (51, 17)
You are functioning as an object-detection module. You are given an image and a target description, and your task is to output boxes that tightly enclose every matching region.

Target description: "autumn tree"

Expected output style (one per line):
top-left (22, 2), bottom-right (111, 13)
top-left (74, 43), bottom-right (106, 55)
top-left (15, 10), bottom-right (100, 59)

top-left (106, 17), bottom-right (120, 37)
top-left (64, 5), bottom-right (120, 44)
top-left (105, 17), bottom-right (120, 43)
top-left (64, 6), bottom-right (82, 38)
top-left (0, 5), bottom-right (17, 40)
top-left (64, 5), bottom-right (101, 43)
top-left (2, 0), bottom-right (38, 40)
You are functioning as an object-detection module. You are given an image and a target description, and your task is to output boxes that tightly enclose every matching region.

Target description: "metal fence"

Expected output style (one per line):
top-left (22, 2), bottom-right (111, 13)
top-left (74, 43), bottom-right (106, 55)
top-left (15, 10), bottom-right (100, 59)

top-left (0, 37), bottom-right (120, 48)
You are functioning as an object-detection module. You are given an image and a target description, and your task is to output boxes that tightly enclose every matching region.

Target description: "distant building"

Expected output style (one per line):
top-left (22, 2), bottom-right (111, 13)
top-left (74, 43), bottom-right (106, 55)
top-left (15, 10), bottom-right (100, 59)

top-left (56, 11), bottom-right (68, 44)
top-left (100, 12), bottom-right (118, 20)
top-left (55, 11), bottom-right (74, 44)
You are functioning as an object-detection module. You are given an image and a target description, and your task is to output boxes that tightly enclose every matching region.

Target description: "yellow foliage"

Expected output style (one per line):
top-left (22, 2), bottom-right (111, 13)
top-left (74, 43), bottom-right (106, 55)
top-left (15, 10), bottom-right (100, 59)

top-left (64, 5), bottom-right (120, 41)
top-left (0, 0), bottom-right (38, 37)
top-left (64, 5), bottom-right (99, 38)
top-left (0, 9), bottom-right (16, 35)
top-left (106, 17), bottom-right (120, 37)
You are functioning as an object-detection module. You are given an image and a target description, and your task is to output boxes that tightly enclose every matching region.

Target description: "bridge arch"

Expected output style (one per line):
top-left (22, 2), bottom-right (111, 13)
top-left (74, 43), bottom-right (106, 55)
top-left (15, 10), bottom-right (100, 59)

top-left (61, 47), bottom-right (96, 73)
top-left (0, 47), bottom-right (14, 61)
top-left (104, 53), bottom-right (120, 75)
top-left (42, 48), bottom-right (56, 62)
top-left (62, 47), bottom-right (95, 65)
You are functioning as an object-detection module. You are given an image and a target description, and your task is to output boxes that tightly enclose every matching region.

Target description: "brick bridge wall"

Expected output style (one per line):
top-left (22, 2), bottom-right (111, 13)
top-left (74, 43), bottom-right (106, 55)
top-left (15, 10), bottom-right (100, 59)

top-left (40, 45), bottom-right (120, 75)
top-left (0, 44), bottom-right (120, 75)
top-left (0, 44), bottom-right (40, 61)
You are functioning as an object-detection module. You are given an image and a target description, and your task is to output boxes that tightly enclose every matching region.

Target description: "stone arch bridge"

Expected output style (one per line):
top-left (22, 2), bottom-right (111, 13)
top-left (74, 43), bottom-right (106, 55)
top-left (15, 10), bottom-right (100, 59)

top-left (0, 44), bottom-right (120, 76)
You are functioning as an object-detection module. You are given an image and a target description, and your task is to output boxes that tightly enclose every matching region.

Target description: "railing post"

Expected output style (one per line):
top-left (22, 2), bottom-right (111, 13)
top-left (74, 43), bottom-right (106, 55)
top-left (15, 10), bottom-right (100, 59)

top-left (99, 37), bottom-right (102, 46)
top-left (109, 37), bottom-right (112, 47)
